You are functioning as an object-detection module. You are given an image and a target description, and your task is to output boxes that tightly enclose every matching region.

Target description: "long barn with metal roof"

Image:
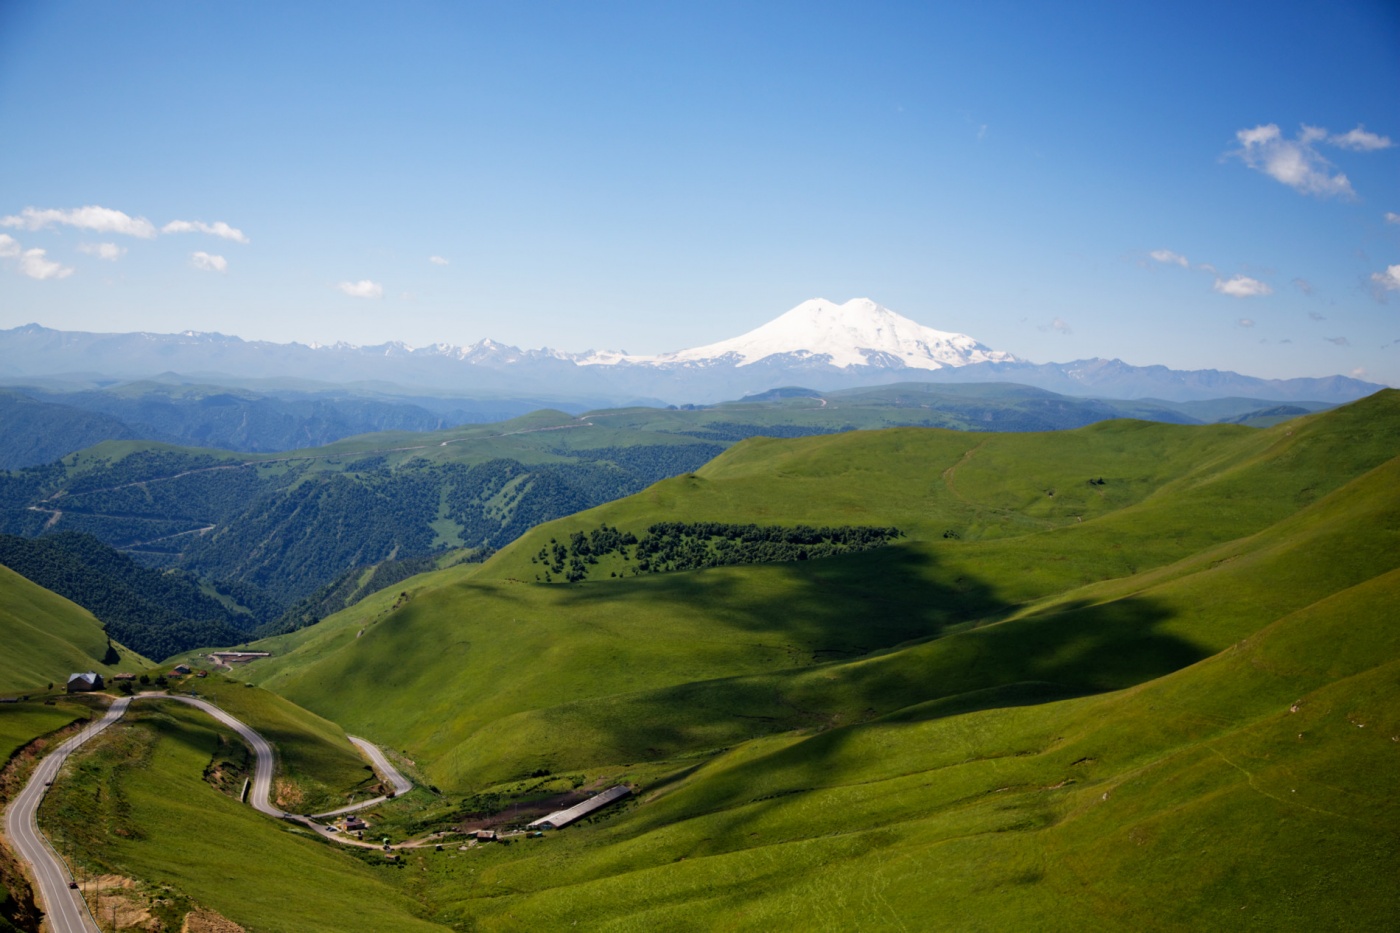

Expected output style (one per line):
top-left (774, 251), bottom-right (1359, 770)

top-left (527, 785), bottom-right (631, 830)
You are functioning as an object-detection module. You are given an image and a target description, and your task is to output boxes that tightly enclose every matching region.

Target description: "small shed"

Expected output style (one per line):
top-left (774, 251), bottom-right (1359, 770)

top-left (171, 664), bottom-right (192, 675)
top-left (66, 672), bottom-right (104, 693)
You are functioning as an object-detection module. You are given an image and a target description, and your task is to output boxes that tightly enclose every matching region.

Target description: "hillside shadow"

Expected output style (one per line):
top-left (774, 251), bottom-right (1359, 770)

top-left (604, 589), bottom-right (1209, 851)
top-left (531, 550), bottom-right (1210, 815)
top-left (562, 543), bottom-right (1009, 660)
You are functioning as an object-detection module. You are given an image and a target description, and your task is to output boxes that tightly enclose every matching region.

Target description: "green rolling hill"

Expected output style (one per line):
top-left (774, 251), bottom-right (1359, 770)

top-left (0, 564), bottom-right (151, 693)
top-left (214, 391), bottom-right (1399, 928)
top-left (243, 392), bottom-right (1397, 787)
top-left (11, 390), bottom-right (1394, 930)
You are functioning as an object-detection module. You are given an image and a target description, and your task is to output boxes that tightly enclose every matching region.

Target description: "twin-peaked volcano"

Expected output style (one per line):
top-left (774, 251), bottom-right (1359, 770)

top-left (584, 298), bottom-right (1015, 371)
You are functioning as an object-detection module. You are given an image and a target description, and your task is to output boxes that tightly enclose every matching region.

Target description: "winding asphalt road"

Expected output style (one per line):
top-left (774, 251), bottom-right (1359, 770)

top-left (3, 694), bottom-right (413, 933)
top-left (4, 698), bottom-right (131, 933)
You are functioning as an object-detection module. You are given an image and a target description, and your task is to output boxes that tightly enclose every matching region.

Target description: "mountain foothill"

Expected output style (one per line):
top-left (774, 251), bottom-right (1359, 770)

top-left (0, 301), bottom-right (1395, 932)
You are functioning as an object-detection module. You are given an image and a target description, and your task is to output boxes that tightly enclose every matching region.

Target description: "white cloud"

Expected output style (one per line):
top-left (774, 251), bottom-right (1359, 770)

top-left (1213, 275), bottom-right (1273, 298)
top-left (1386, 212), bottom-right (1400, 225)
top-left (1150, 249), bottom-right (1189, 267)
top-left (1329, 126), bottom-right (1393, 152)
top-left (1227, 124), bottom-right (1354, 198)
top-left (190, 251), bottom-right (228, 273)
top-left (1237, 318), bottom-right (1255, 328)
top-left (162, 220), bottom-right (249, 243)
top-left (1371, 264), bottom-right (1400, 292)
top-left (0, 205), bottom-right (157, 238)
top-left (1050, 317), bottom-right (1072, 334)
top-left (18, 248), bottom-right (74, 280)
top-left (337, 279), bottom-right (383, 299)
top-left (429, 255), bottom-right (449, 266)
top-left (79, 242), bottom-right (126, 261)
top-left (0, 234), bottom-right (18, 258)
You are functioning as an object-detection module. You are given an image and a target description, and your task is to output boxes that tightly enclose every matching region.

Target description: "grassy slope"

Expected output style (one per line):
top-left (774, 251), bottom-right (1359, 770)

top-left (34, 392), bottom-right (1398, 929)
top-left (248, 393), bottom-right (1400, 793)
top-left (0, 565), bottom-right (150, 693)
top-left (443, 565), bottom-right (1398, 930)
top-left (0, 702), bottom-right (85, 763)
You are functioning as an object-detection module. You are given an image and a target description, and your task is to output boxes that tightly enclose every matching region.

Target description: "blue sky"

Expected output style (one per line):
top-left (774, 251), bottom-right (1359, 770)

top-left (1, 0), bottom-right (1397, 383)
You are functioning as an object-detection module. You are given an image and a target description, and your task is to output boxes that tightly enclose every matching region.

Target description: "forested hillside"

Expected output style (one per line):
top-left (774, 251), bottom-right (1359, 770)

top-left (0, 532), bottom-right (257, 658)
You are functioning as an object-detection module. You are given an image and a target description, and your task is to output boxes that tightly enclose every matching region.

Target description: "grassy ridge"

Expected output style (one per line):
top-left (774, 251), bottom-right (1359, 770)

top-left (34, 391), bottom-right (1400, 929)
top-left (247, 393), bottom-right (1400, 793)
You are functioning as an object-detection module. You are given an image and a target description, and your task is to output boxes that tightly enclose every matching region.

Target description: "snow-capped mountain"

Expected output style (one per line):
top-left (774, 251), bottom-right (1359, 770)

top-left (0, 302), bottom-right (1384, 404)
top-left (580, 298), bottom-right (1015, 370)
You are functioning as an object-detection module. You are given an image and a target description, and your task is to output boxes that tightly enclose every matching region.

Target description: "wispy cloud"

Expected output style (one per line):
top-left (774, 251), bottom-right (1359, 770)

top-left (79, 242), bottom-right (126, 261)
top-left (1236, 318), bottom-right (1255, 328)
top-left (163, 220), bottom-right (249, 243)
top-left (429, 255), bottom-right (449, 266)
top-left (1226, 124), bottom-right (1370, 198)
top-left (1149, 249), bottom-right (1189, 267)
top-left (1213, 275), bottom-right (1273, 298)
top-left (1386, 212), bottom-right (1400, 225)
top-left (190, 251), bottom-right (227, 273)
top-left (1329, 126), bottom-right (1393, 152)
top-left (0, 205), bottom-right (157, 238)
top-left (337, 279), bottom-right (383, 299)
top-left (0, 235), bottom-right (17, 259)
top-left (1291, 277), bottom-right (1314, 296)
top-left (1308, 310), bottom-right (1326, 321)
top-left (1324, 336), bottom-right (1350, 346)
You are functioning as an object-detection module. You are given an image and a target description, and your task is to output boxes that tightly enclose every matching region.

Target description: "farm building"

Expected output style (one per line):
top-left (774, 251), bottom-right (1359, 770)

top-left (527, 785), bottom-right (631, 831)
top-left (66, 672), bottom-right (104, 693)
top-left (208, 651), bottom-right (271, 665)
top-left (113, 673), bottom-right (137, 681)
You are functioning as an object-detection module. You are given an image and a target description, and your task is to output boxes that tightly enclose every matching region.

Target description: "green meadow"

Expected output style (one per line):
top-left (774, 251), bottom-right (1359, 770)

top-left (18, 391), bottom-right (1400, 929)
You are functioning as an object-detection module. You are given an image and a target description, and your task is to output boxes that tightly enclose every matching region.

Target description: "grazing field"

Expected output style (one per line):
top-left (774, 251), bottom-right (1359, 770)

top-left (247, 392), bottom-right (1400, 793)
top-left (34, 390), bottom-right (1400, 929)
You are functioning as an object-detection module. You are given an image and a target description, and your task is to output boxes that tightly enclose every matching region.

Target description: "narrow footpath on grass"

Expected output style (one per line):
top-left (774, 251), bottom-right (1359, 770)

top-left (4, 691), bottom-right (423, 933)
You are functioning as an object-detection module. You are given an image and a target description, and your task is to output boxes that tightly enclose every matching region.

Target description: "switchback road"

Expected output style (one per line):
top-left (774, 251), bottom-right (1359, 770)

top-left (4, 693), bottom-right (414, 932)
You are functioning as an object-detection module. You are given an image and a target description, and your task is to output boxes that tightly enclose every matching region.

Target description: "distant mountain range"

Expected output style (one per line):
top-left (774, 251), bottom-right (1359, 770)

top-left (0, 298), bottom-right (1384, 403)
